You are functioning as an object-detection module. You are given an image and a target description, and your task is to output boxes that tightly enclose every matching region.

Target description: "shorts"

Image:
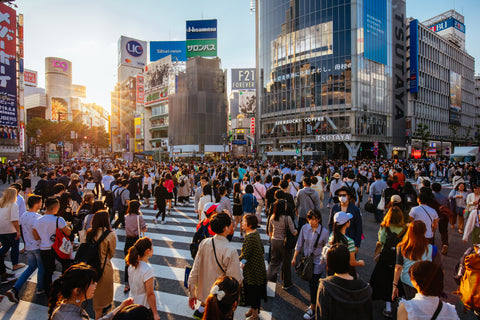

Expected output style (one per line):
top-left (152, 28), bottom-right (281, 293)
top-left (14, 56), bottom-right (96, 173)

top-left (166, 192), bottom-right (173, 200)
top-left (233, 204), bottom-right (243, 216)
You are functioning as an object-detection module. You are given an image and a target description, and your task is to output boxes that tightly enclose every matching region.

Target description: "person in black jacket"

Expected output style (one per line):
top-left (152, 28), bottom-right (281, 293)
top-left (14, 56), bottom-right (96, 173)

top-left (154, 178), bottom-right (169, 224)
top-left (315, 244), bottom-right (373, 320)
top-left (45, 171), bottom-right (57, 197)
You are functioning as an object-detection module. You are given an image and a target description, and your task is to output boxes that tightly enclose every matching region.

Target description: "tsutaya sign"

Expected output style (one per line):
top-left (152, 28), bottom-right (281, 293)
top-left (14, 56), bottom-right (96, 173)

top-left (275, 116), bottom-right (324, 126)
top-left (316, 134), bottom-right (352, 142)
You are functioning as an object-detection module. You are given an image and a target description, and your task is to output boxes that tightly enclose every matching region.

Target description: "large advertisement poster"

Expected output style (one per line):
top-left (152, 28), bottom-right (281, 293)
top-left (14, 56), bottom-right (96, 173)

top-left (409, 19), bottom-right (419, 93)
top-left (145, 56), bottom-right (171, 106)
top-left (231, 68), bottom-right (255, 90)
top-left (150, 41), bottom-right (187, 62)
top-left (364, 0), bottom-right (387, 65)
top-left (0, 3), bottom-right (18, 145)
top-left (136, 75), bottom-right (144, 104)
top-left (238, 91), bottom-right (256, 115)
top-left (24, 69), bottom-right (38, 87)
top-left (186, 19), bottom-right (217, 58)
top-left (449, 71), bottom-right (462, 126)
top-left (51, 97), bottom-right (68, 121)
top-left (118, 36), bottom-right (147, 68)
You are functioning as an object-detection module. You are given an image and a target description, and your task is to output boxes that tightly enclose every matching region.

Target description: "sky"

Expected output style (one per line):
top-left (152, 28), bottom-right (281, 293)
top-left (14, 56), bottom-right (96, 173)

top-left (15, 0), bottom-right (480, 113)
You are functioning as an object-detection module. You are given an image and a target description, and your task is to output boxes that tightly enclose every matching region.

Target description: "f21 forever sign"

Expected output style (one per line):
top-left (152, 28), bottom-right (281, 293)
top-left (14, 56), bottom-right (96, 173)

top-left (186, 19), bottom-right (217, 58)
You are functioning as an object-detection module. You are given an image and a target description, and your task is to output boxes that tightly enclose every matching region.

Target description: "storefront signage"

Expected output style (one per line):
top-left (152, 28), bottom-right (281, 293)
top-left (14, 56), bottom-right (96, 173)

top-left (316, 134), bottom-right (352, 142)
top-left (275, 116), bottom-right (324, 126)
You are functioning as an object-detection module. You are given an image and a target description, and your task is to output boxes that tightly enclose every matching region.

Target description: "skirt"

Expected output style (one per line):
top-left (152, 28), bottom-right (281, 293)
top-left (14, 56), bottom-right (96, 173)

top-left (142, 189), bottom-right (151, 198)
top-left (166, 192), bottom-right (173, 200)
top-left (242, 282), bottom-right (267, 308)
top-left (233, 204), bottom-right (243, 216)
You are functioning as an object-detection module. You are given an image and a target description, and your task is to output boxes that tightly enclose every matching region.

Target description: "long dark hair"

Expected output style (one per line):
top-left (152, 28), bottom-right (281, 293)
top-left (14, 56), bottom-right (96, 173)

top-left (330, 221), bottom-right (349, 246)
top-left (126, 237), bottom-right (152, 268)
top-left (127, 199), bottom-right (141, 215)
top-left (85, 210), bottom-right (110, 243)
top-left (48, 263), bottom-right (97, 320)
top-left (272, 199), bottom-right (287, 221)
top-left (203, 276), bottom-right (240, 320)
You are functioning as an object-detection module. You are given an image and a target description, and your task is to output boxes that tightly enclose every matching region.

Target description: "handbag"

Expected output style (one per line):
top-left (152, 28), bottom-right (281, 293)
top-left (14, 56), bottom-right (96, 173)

top-left (365, 200), bottom-right (376, 213)
top-left (283, 202), bottom-right (297, 249)
top-left (53, 217), bottom-right (73, 260)
top-left (373, 241), bottom-right (383, 262)
top-left (377, 191), bottom-right (385, 211)
top-left (137, 215), bottom-right (145, 238)
top-left (295, 228), bottom-right (322, 282)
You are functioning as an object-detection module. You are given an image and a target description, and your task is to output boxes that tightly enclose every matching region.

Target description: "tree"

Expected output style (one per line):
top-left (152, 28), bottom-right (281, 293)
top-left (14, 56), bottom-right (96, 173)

top-left (449, 124), bottom-right (459, 148)
top-left (416, 123), bottom-right (430, 158)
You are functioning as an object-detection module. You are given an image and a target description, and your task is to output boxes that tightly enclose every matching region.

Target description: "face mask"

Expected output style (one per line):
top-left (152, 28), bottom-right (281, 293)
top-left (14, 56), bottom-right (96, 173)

top-left (340, 196), bottom-right (348, 203)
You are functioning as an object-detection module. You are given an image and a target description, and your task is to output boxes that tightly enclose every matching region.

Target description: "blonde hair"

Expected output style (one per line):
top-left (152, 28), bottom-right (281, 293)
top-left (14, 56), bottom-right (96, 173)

top-left (70, 173), bottom-right (79, 181)
top-left (0, 188), bottom-right (17, 208)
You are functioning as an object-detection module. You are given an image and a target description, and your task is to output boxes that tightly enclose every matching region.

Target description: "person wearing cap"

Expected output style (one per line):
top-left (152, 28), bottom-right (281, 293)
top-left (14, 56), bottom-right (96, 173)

top-left (328, 211), bottom-right (364, 275)
top-left (327, 173), bottom-right (343, 208)
top-left (328, 187), bottom-right (363, 249)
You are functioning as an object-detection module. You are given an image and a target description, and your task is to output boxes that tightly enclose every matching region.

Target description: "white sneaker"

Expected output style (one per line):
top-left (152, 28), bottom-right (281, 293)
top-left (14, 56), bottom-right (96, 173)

top-left (303, 308), bottom-right (314, 320)
top-left (154, 218), bottom-right (157, 224)
top-left (161, 220), bottom-right (166, 224)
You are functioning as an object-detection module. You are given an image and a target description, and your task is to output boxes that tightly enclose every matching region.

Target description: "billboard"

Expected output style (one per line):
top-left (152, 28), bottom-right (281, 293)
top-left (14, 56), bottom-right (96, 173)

top-left (231, 68), bottom-right (255, 90)
top-left (45, 57), bottom-right (72, 77)
top-left (409, 19), bottom-right (419, 93)
top-left (24, 69), bottom-right (38, 87)
top-left (118, 36), bottom-right (147, 68)
top-left (145, 56), bottom-right (171, 106)
top-left (0, 4), bottom-right (17, 134)
top-left (72, 84), bottom-right (86, 98)
top-left (429, 17), bottom-right (465, 33)
top-left (238, 91), bottom-right (256, 115)
top-left (51, 97), bottom-right (68, 121)
top-left (364, 0), bottom-right (387, 65)
top-left (450, 71), bottom-right (462, 112)
top-left (186, 19), bottom-right (217, 40)
top-left (150, 41), bottom-right (187, 62)
top-left (136, 75), bottom-right (144, 104)
top-left (186, 39), bottom-right (217, 58)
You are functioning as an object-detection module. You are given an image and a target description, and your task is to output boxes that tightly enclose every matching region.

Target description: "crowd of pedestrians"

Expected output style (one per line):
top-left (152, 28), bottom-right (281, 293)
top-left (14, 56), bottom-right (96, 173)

top-left (0, 158), bottom-right (478, 320)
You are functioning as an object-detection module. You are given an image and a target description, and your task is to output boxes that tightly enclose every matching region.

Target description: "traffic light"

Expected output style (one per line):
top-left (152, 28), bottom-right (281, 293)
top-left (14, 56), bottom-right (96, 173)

top-left (84, 136), bottom-right (87, 140)
top-left (296, 148), bottom-right (299, 154)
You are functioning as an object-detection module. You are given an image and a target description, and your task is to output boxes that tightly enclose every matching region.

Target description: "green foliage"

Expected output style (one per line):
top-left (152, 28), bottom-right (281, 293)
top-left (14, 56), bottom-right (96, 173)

top-left (416, 123), bottom-right (430, 157)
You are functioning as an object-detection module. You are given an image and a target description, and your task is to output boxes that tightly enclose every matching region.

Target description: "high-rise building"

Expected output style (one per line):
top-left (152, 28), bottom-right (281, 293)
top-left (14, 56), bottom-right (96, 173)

top-left (169, 57), bottom-right (227, 157)
top-left (257, 0), bottom-right (407, 160)
top-left (407, 10), bottom-right (475, 157)
top-left (110, 77), bottom-right (136, 154)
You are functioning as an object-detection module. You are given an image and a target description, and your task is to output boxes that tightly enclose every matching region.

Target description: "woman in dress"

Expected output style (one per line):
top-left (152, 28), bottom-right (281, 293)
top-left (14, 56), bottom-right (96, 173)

top-left (48, 263), bottom-right (133, 320)
top-left (232, 182), bottom-right (243, 238)
top-left (86, 211), bottom-right (117, 320)
top-left (369, 206), bottom-right (407, 318)
top-left (126, 237), bottom-right (160, 320)
top-left (392, 220), bottom-right (440, 301)
top-left (164, 173), bottom-right (174, 214)
top-left (141, 171), bottom-right (152, 208)
top-left (239, 214), bottom-right (266, 320)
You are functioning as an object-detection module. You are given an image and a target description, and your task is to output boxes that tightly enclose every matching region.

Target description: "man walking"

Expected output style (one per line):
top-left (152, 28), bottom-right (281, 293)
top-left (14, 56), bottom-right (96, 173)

top-left (295, 176), bottom-right (321, 231)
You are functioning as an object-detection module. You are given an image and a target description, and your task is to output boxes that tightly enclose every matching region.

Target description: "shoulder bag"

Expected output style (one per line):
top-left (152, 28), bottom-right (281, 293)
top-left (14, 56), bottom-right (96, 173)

top-left (53, 217), bottom-right (73, 260)
top-left (212, 238), bottom-right (226, 274)
top-left (137, 215), bottom-right (145, 238)
top-left (284, 208), bottom-right (297, 249)
top-left (295, 227), bottom-right (323, 282)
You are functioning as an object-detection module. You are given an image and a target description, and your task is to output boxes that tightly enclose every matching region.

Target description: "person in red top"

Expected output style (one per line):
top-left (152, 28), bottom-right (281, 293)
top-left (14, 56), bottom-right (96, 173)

top-left (196, 202), bottom-right (218, 237)
top-left (164, 173), bottom-right (174, 214)
top-left (394, 168), bottom-right (406, 188)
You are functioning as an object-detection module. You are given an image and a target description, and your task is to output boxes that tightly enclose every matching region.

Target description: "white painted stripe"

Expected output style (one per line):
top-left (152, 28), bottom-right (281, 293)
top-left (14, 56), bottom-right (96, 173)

top-left (117, 240), bottom-right (192, 260)
top-left (0, 299), bottom-right (48, 320)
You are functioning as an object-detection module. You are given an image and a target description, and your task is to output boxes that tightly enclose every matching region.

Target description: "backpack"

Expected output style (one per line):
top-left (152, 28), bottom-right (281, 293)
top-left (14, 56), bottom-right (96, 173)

top-left (113, 189), bottom-right (127, 213)
top-left (179, 176), bottom-right (186, 187)
top-left (345, 181), bottom-right (358, 202)
top-left (104, 190), bottom-right (114, 208)
top-left (190, 220), bottom-right (212, 259)
top-left (378, 227), bottom-right (406, 267)
top-left (455, 252), bottom-right (480, 312)
top-left (74, 230), bottom-right (111, 281)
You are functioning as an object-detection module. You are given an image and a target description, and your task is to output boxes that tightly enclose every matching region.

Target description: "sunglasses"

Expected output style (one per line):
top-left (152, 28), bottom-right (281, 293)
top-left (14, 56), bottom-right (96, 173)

top-left (338, 193), bottom-right (348, 197)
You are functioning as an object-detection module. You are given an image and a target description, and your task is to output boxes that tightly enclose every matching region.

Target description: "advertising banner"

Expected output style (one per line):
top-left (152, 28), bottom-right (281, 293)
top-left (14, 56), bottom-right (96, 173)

top-left (136, 75), bottom-right (144, 103)
top-left (24, 69), bottom-right (38, 87)
top-left (118, 36), bottom-right (147, 68)
top-left (145, 56), bottom-right (171, 106)
top-left (409, 19), bottom-right (419, 93)
top-left (238, 91), bottom-right (256, 115)
top-left (429, 17), bottom-right (465, 33)
top-left (51, 97), bottom-right (68, 121)
top-left (391, 0), bottom-right (406, 148)
top-left (0, 3), bottom-right (17, 140)
top-left (186, 19), bottom-right (217, 40)
top-left (186, 39), bottom-right (217, 58)
top-left (134, 115), bottom-right (143, 140)
top-left (231, 68), bottom-right (255, 90)
top-left (126, 133), bottom-right (130, 152)
top-left (150, 41), bottom-right (187, 62)
top-left (364, 0), bottom-right (387, 65)
top-left (450, 71), bottom-right (462, 112)
top-left (250, 117), bottom-right (255, 136)
top-left (72, 84), bottom-right (86, 98)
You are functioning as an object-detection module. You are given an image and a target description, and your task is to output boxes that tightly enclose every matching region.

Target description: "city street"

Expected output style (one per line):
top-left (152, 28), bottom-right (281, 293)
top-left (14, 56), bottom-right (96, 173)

top-left (0, 177), bottom-right (477, 319)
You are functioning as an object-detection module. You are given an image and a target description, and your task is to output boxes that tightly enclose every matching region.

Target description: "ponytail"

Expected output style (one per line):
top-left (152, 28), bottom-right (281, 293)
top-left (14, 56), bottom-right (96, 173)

top-left (47, 277), bottom-right (63, 319)
top-left (203, 276), bottom-right (240, 320)
top-left (330, 222), bottom-right (348, 246)
top-left (126, 237), bottom-right (152, 268)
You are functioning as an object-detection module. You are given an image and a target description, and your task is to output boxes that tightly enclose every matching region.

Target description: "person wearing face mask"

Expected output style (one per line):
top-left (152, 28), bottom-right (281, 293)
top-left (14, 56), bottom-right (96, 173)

top-left (328, 187), bottom-right (363, 250)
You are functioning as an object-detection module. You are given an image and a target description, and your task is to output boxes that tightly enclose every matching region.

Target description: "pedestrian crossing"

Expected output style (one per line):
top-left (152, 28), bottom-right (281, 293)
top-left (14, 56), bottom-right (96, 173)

top-left (0, 201), bottom-right (275, 320)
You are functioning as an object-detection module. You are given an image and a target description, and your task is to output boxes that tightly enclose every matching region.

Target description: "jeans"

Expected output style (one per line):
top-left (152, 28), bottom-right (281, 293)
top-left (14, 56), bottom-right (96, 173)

top-left (14, 249), bottom-right (44, 292)
top-left (0, 233), bottom-right (19, 266)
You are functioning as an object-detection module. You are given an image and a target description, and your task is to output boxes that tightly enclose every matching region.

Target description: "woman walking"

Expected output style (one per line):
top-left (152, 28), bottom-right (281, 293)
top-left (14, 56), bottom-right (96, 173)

top-left (164, 173), bottom-right (174, 214)
top-left (239, 214), bottom-right (267, 320)
top-left (123, 200), bottom-right (147, 293)
top-left (449, 182), bottom-right (468, 233)
top-left (154, 178), bottom-right (168, 224)
top-left (141, 171), bottom-right (152, 208)
top-left (232, 183), bottom-right (243, 238)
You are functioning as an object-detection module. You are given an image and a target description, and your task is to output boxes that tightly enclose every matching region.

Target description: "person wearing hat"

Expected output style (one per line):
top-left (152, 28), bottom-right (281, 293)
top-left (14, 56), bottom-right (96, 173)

top-left (328, 211), bottom-right (365, 274)
top-left (327, 173), bottom-right (343, 209)
top-left (328, 187), bottom-right (363, 250)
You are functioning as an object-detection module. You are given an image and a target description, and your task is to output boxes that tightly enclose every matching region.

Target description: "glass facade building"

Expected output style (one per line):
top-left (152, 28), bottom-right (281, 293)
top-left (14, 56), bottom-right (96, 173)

top-left (258, 0), bottom-right (404, 159)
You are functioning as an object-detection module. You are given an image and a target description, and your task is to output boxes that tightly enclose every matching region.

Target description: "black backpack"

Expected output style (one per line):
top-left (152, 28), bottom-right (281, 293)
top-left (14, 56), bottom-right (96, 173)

top-left (74, 230), bottom-right (111, 281)
top-left (179, 176), bottom-right (186, 187)
top-left (345, 181), bottom-right (358, 202)
top-left (104, 190), bottom-right (114, 208)
top-left (190, 220), bottom-right (212, 259)
top-left (379, 227), bottom-right (406, 267)
top-left (113, 189), bottom-right (127, 213)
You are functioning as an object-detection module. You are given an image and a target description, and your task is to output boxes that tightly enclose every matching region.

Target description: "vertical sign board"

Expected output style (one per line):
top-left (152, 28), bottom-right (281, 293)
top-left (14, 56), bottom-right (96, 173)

top-left (186, 19), bottom-right (217, 58)
top-left (391, 0), bottom-right (406, 147)
top-left (364, 0), bottom-right (387, 65)
top-left (136, 75), bottom-right (144, 104)
top-left (409, 19), bottom-right (419, 93)
top-left (250, 117), bottom-right (255, 136)
top-left (449, 71), bottom-right (462, 125)
top-left (0, 4), bottom-right (17, 146)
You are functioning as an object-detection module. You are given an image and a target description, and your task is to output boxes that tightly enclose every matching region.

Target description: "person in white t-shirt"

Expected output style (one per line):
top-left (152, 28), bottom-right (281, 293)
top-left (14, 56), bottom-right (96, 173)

top-left (33, 197), bottom-right (72, 294)
top-left (0, 188), bottom-right (20, 284)
top-left (126, 237), bottom-right (160, 320)
top-left (6, 195), bottom-right (44, 302)
top-left (409, 191), bottom-right (439, 244)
